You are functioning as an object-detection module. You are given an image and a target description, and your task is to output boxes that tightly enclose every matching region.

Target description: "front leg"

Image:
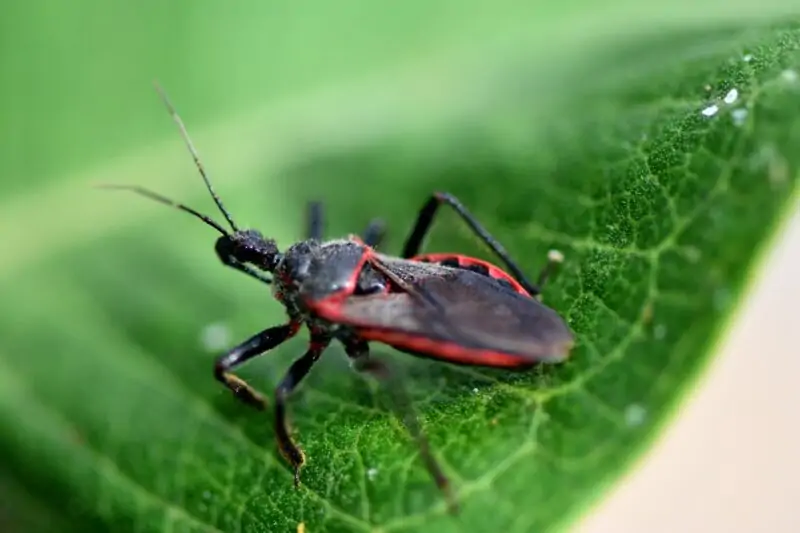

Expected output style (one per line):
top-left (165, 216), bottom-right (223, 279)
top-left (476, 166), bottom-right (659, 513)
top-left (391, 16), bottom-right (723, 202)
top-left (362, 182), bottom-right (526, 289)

top-left (340, 335), bottom-right (458, 513)
top-left (214, 322), bottom-right (299, 410)
top-left (274, 334), bottom-right (331, 486)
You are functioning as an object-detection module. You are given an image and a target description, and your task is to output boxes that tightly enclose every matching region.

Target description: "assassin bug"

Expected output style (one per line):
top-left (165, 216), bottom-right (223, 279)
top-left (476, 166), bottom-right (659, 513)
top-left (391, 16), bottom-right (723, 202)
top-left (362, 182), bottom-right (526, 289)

top-left (100, 83), bottom-right (575, 513)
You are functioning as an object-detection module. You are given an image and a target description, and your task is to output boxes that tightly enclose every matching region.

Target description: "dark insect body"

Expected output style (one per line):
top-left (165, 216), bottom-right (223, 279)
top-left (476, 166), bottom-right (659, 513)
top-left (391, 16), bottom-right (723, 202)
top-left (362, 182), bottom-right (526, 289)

top-left (101, 82), bottom-right (575, 514)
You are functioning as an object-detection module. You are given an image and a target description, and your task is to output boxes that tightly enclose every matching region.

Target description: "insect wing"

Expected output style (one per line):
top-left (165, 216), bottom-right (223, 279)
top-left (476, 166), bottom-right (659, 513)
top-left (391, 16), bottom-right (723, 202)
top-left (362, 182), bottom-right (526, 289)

top-left (315, 263), bottom-right (574, 366)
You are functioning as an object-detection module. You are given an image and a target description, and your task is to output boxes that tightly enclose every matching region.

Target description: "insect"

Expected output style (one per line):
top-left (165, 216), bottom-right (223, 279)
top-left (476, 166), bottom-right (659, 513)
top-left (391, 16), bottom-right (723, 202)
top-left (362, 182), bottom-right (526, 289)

top-left (100, 82), bottom-right (575, 513)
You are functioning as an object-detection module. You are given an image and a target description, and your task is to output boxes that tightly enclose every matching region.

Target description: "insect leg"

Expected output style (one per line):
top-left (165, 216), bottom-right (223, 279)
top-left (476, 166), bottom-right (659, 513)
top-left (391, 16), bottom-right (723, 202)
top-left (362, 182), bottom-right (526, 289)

top-left (401, 192), bottom-right (541, 295)
top-left (361, 218), bottom-right (386, 248)
top-left (275, 335), bottom-right (330, 487)
top-left (535, 249), bottom-right (565, 290)
top-left (306, 201), bottom-right (324, 240)
top-left (214, 322), bottom-right (299, 410)
top-left (223, 259), bottom-right (273, 285)
top-left (342, 336), bottom-right (458, 513)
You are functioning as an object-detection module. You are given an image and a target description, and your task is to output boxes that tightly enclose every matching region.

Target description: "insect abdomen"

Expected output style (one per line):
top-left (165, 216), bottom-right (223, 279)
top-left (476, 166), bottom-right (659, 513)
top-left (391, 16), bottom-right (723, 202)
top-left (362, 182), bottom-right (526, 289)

top-left (410, 253), bottom-right (529, 296)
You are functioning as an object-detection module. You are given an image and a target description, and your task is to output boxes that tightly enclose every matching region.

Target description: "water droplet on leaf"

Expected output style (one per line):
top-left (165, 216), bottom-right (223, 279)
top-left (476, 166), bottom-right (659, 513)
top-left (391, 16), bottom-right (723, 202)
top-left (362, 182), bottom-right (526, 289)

top-left (730, 108), bottom-right (748, 126)
top-left (701, 104), bottom-right (719, 117)
top-left (723, 88), bottom-right (739, 104)
top-left (624, 404), bottom-right (647, 426)
top-left (200, 323), bottom-right (231, 352)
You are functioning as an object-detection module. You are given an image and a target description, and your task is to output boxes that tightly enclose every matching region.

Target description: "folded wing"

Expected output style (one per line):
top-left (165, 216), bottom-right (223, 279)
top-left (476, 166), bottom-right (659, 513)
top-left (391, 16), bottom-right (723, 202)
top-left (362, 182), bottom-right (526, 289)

top-left (314, 266), bottom-right (574, 366)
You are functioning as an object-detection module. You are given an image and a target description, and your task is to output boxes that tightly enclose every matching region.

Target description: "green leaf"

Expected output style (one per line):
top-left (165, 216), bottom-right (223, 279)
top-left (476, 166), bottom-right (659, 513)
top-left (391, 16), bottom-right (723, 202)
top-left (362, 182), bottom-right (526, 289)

top-left (0, 470), bottom-right (88, 533)
top-left (2, 5), bottom-right (799, 533)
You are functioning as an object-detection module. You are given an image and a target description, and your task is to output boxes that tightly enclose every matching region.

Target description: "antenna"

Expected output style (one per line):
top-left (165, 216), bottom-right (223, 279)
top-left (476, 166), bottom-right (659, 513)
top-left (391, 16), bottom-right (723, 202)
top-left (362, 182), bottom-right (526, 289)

top-left (152, 80), bottom-right (239, 232)
top-left (95, 184), bottom-right (229, 236)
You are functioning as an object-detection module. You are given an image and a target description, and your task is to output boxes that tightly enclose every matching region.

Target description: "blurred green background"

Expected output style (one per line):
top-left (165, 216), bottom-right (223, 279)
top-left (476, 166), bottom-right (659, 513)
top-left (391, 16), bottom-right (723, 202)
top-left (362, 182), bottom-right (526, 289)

top-left (2, 2), bottom-right (800, 533)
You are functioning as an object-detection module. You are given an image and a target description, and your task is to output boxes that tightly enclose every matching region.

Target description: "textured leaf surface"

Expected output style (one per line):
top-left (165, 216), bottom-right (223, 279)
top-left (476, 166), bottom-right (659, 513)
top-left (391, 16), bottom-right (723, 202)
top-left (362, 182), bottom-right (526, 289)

top-left (1, 7), bottom-right (799, 533)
